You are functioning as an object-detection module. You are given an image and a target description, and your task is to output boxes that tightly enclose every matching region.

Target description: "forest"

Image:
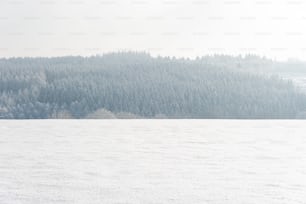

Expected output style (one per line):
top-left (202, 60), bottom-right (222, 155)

top-left (0, 52), bottom-right (306, 119)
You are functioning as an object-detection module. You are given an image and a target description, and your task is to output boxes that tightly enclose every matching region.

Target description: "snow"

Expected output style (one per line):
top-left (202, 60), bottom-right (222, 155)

top-left (0, 120), bottom-right (306, 204)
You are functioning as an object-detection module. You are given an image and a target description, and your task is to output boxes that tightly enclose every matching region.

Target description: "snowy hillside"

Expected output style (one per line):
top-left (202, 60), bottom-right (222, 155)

top-left (0, 120), bottom-right (305, 204)
top-left (1, 54), bottom-right (306, 119)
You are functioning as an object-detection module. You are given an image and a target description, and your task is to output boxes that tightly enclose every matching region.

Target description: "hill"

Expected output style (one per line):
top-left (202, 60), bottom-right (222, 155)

top-left (0, 52), bottom-right (305, 119)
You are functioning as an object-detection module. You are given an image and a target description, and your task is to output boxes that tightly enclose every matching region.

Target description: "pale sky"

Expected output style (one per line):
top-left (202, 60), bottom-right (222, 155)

top-left (1, 0), bottom-right (306, 60)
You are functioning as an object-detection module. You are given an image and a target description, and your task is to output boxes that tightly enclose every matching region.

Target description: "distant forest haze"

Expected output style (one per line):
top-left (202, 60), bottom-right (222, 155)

top-left (1, 52), bottom-right (306, 119)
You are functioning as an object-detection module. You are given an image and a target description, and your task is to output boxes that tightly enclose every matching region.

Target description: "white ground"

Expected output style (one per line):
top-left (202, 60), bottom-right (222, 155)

top-left (1, 120), bottom-right (306, 204)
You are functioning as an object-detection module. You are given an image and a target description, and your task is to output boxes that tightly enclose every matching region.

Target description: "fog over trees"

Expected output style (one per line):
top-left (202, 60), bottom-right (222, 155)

top-left (0, 52), bottom-right (306, 119)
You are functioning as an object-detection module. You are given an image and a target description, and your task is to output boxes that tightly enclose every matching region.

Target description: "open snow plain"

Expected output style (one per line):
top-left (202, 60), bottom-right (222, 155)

top-left (1, 120), bottom-right (306, 204)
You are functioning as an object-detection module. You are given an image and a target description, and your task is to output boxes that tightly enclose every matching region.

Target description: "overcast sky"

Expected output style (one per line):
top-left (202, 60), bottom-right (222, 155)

top-left (0, 0), bottom-right (306, 60)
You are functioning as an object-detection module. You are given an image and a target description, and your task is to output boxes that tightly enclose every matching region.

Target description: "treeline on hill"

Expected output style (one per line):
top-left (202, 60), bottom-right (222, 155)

top-left (0, 52), bottom-right (306, 119)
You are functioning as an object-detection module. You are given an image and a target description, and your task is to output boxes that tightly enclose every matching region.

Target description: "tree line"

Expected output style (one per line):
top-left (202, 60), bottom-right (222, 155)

top-left (0, 52), bottom-right (305, 119)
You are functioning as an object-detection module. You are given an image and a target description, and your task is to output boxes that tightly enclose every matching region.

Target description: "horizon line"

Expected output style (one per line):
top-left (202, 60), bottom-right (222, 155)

top-left (1, 51), bottom-right (305, 62)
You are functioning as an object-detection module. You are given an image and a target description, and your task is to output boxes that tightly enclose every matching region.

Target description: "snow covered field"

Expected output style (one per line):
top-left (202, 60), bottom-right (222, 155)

top-left (1, 120), bottom-right (306, 204)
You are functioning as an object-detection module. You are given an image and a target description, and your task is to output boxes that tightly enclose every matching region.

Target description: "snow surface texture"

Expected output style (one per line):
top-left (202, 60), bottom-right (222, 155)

top-left (0, 120), bottom-right (306, 204)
